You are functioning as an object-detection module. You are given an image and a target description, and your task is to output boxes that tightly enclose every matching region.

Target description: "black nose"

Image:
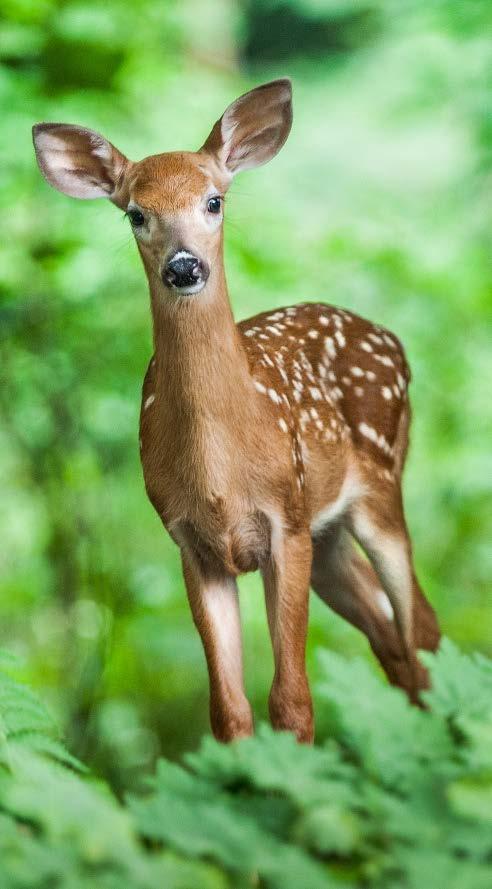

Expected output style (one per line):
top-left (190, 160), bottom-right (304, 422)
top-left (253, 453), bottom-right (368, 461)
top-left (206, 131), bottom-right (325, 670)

top-left (163, 252), bottom-right (206, 289)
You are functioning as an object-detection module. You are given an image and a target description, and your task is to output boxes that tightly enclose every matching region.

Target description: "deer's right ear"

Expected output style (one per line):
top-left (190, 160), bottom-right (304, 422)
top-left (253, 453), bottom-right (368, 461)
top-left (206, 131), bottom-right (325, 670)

top-left (32, 123), bottom-right (131, 209)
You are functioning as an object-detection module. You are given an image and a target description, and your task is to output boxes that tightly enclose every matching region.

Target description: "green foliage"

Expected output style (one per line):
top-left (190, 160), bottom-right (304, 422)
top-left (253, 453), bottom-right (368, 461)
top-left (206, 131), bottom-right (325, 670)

top-left (0, 0), bottom-right (490, 791)
top-left (1, 641), bottom-right (492, 888)
top-left (0, 649), bottom-right (84, 773)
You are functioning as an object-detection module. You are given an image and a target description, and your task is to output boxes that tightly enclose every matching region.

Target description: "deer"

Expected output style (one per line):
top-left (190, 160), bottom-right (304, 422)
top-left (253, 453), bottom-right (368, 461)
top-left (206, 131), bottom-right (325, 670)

top-left (32, 78), bottom-right (440, 744)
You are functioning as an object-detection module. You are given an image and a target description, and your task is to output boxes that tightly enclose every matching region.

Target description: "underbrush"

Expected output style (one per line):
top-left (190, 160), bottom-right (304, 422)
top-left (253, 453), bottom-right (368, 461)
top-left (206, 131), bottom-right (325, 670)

top-left (1, 640), bottom-right (491, 889)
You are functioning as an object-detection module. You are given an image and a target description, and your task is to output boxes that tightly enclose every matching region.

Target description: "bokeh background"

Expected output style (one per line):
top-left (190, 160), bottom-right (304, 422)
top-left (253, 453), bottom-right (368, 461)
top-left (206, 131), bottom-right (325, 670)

top-left (0, 0), bottom-right (490, 793)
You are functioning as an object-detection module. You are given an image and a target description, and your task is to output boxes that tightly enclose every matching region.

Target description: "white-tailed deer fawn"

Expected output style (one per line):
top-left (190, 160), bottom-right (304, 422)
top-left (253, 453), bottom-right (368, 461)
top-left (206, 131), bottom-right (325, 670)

top-left (33, 79), bottom-right (440, 743)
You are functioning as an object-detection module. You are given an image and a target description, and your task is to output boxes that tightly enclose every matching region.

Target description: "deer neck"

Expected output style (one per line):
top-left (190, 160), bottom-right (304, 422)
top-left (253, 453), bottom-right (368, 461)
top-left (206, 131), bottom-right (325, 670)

top-left (146, 262), bottom-right (256, 460)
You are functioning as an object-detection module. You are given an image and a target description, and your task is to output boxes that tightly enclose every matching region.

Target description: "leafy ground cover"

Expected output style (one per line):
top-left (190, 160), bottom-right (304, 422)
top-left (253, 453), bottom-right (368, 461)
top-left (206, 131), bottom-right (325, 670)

top-left (1, 640), bottom-right (492, 889)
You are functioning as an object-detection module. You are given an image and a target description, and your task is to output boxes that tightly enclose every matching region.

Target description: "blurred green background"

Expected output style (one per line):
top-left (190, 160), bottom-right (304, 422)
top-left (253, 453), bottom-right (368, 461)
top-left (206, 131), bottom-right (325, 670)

top-left (0, 0), bottom-right (490, 793)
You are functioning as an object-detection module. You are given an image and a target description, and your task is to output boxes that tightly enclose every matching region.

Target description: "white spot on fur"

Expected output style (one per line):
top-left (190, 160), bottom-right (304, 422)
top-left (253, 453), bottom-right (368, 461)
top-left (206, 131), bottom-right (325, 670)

top-left (358, 422), bottom-right (393, 455)
top-left (359, 422), bottom-right (378, 443)
top-left (382, 386), bottom-right (392, 400)
top-left (383, 334), bottom-right (397, 349)
top-left (374, 354), bottom-right (394, 367)
top-left (324, 337), bottom-right (336, 359)
top-left (144, 394), bottom-right (155, 410)
top-left (278, 418), bottom-right (288, 433)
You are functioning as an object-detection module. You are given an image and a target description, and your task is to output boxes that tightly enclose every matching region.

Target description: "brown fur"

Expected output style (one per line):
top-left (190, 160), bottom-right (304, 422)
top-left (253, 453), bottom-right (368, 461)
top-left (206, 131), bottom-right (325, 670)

top-left (33, 79), bottom-right (440, 744)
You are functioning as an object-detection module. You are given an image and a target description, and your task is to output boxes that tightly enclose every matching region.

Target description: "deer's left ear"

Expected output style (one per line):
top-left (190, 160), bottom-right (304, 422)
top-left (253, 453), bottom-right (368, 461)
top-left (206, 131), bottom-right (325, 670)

top-left (200, 78), bottom-right (292, 178)
top-left (32, 123), bottom-right (131, 209)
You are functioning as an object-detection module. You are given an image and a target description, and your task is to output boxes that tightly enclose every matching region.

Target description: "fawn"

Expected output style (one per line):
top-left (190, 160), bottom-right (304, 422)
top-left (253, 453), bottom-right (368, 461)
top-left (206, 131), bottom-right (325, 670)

top-left (33, 79), bottom-right (440, 743)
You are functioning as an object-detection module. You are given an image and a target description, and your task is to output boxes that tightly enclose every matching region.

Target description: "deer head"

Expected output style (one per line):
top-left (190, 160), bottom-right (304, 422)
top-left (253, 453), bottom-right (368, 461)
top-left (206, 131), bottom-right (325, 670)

top-left (33, 79), bottom-right (292, 297)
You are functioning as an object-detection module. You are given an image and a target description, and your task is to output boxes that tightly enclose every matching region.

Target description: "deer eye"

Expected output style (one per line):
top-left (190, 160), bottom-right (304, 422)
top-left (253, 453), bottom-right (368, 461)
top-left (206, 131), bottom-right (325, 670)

top-left (207, 196), bottom-right (221, 214)
top-left (128, 208), bottom-right (145, 227)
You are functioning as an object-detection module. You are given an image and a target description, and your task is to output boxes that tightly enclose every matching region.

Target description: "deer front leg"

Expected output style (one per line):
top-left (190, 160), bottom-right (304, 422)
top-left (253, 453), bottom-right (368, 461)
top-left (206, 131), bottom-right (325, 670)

top-left (262, 528), bottom-right (314, 743)
top-left (181, 551), bottom-right (253, 742)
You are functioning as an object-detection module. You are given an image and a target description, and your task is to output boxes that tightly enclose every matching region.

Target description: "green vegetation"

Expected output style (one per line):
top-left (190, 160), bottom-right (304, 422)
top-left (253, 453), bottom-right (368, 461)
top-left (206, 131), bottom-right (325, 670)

top-left (2, 641), bottom-right (492, 888)
top-left (0, 0), bottom-right (490, 832)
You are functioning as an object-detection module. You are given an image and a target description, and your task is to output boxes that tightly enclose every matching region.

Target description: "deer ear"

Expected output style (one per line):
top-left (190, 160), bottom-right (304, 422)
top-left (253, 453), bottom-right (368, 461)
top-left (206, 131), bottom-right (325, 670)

top-left (32, 123), bottom-right (131, 208)
top-left (200, 78), bottom-right (292, 178)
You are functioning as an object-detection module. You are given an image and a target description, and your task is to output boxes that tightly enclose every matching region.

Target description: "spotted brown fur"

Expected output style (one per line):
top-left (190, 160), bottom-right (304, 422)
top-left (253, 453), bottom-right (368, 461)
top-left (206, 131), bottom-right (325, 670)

top-left (239, 302), bottom-right (410, 474)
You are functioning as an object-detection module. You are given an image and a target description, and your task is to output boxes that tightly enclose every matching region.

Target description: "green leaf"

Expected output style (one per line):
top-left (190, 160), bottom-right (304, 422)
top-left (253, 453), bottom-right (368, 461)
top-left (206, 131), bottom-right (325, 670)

top-left (130, 757), bottom-right (338, 889)
top-left (186, 724), bottom-right (355, 808)
top-left (316, 648), bottom-right (453, 789)
top-left (422, 638), bottom-right (492, 723)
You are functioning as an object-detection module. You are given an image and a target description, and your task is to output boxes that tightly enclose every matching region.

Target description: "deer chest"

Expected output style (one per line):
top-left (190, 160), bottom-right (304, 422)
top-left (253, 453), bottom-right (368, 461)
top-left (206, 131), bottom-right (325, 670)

top-left (140, 424), bottom-right (272, 576)
top-left (170, 509), bottom-right (272, 576)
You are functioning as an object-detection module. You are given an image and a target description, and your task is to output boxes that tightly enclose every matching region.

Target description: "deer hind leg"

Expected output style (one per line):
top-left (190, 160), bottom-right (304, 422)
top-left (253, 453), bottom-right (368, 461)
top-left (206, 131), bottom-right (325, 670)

top-left (311, 524), bottom-right (439, 699)
top-left (343, 486), bottom-right (440, 702)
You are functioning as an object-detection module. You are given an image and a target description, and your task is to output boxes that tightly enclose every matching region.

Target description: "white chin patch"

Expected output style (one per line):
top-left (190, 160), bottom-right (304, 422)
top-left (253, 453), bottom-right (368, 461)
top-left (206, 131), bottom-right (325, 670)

top-left (170, 279), bottom-right (206, 296)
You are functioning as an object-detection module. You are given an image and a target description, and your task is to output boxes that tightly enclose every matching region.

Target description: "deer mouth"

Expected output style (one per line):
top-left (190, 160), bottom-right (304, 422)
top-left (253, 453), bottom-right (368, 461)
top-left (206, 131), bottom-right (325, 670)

top-left (169, 278), bottom-right (207, 295)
